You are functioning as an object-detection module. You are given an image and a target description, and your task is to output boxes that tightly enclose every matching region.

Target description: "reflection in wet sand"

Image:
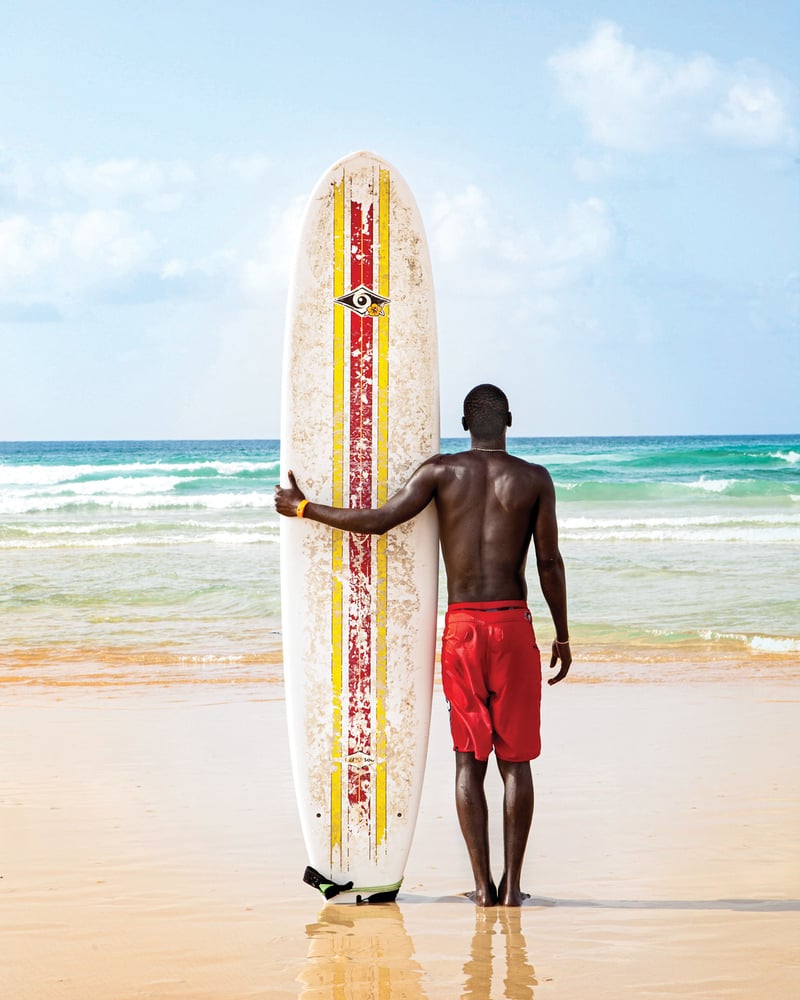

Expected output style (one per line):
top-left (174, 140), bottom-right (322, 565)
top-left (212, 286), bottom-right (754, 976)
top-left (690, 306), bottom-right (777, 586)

top-left (463, 908), bottom-right (538, 1000)
top-left (299, 902), bottom-right (428, 998)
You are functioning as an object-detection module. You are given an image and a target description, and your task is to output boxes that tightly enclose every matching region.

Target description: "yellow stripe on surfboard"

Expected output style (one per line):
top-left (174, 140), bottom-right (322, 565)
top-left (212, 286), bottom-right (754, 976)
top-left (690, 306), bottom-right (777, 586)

top-left (375, 168), bottom-right (390, 850)
top-left (330, 175), bottom-right (346, 865)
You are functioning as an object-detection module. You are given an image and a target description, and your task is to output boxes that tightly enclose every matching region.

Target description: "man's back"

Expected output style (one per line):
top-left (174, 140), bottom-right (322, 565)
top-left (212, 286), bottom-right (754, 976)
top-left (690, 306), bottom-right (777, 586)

top-left (429, 451), bottom-right (556, 604)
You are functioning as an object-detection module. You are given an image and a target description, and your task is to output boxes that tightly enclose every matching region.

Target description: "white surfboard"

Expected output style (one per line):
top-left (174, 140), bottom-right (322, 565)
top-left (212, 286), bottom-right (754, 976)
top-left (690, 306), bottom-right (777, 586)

top-left (280, 151), bottom-right (439, 901)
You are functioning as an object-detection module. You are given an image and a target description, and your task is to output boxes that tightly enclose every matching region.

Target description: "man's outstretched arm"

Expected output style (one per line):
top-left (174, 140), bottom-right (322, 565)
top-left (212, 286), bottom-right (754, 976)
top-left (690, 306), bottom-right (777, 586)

top-left (274, 461), bottom-right (438, 535)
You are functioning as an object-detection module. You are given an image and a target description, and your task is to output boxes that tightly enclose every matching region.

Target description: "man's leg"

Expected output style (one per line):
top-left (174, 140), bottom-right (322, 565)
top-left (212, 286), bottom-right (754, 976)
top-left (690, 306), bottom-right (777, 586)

top-left (496, 758), bottom-right (533, 906)
top-left (454, 751), bottom-right (497, 906)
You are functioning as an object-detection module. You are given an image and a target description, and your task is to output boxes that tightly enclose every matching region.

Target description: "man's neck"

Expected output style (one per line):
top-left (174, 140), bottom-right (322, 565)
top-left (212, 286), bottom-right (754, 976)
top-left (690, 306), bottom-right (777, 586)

top-left (470, 436), bottom-right (507, 452)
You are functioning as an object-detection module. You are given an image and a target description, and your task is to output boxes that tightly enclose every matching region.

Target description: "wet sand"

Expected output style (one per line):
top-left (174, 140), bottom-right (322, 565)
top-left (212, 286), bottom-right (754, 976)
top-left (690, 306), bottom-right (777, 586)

top-left (2, 671), bottom-right (799, 999)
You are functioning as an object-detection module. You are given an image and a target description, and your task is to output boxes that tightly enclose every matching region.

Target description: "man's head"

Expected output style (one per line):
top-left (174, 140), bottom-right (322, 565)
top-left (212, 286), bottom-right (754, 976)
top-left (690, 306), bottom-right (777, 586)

top-left (462, 384), bottom-right (512, 437)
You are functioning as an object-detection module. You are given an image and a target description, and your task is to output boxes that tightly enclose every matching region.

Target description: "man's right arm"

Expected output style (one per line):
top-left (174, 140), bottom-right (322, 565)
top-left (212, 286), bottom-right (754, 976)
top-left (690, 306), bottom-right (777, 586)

top-left (274, 460), bottom-right (438, 535)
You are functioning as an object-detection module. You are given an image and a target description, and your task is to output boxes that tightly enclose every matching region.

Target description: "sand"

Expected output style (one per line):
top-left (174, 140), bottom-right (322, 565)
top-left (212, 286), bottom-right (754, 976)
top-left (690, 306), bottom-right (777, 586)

top-left (2, 670), bottom-right (799, 999)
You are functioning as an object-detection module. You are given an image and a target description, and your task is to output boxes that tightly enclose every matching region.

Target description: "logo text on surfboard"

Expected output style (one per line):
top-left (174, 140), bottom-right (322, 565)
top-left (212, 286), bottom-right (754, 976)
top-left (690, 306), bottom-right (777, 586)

top-left (335, 284), bottom-right (390, 318)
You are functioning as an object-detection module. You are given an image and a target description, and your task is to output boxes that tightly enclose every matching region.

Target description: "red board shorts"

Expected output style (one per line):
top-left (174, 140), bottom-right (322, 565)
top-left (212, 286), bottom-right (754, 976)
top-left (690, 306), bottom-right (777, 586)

top-left (441, 601), bottom-right (542, 762)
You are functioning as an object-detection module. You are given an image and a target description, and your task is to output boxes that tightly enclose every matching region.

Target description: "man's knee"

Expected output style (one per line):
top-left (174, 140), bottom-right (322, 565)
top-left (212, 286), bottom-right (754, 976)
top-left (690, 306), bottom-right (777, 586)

top-left (496, 757), bottom-right (532, 780)
top-left (455, 750), bottom-right (488, 777)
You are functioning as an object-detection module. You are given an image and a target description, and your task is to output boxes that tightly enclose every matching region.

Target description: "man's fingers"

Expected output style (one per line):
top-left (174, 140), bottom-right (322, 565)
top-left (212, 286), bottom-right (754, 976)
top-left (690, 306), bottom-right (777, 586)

top-left (547, 641), bottom-right (571, 685)
top-left (288, 469), bottom-right (298, 489)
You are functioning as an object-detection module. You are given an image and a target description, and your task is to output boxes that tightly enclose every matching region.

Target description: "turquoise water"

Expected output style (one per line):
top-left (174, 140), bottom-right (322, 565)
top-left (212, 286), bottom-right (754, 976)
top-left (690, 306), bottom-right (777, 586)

top-left (1, 436), bottom-right (798, 685)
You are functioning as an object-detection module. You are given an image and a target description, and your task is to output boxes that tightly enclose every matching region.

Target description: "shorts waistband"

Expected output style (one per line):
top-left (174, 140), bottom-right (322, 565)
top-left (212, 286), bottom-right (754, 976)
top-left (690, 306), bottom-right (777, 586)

top-left (447, 600), bottom-right (529, 613)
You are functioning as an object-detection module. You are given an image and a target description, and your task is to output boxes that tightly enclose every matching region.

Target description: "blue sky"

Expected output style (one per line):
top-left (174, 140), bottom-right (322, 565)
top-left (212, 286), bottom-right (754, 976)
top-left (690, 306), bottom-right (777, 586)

top-left (1, 0), bottom-right (798, 439)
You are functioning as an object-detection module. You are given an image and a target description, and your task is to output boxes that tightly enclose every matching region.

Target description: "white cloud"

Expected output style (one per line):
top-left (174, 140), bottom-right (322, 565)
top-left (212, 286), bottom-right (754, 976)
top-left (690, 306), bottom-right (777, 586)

top-left (161, 258), bottom-right (188, 280)
top-left (157, 249), bottom-right (237, 289)
top-left (6, 152), bottom-right (271, 214)
top-left (433, 184), bottom-right (525, 255)
top-left (427, 184), bottom-right (615, 353)
top-left (0, 215), bottom-right (59, 279)
top-left (710, 77), bottom-right (794, 146)
top-left (430, 184), bottom-right (613, 296)
top-left (54, 157), bottom-right (197, 212)
top-left (64, 209), bottom-right (155, 270)
top-left (0, 209), bottom-right (155, 296)
top-left (0, 148), bottom-right (279, 314)
top-left (549, 21), bottom-right (796, 151)
top-left (551, 197), bottom-right (612, 265)
top-left (241, 195), bottom-right (306, 298)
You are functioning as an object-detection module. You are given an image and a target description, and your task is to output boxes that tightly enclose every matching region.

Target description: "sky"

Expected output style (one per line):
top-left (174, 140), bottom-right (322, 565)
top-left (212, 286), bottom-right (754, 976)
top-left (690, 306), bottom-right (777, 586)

top-left (1, 0), bottom-right (798, 439)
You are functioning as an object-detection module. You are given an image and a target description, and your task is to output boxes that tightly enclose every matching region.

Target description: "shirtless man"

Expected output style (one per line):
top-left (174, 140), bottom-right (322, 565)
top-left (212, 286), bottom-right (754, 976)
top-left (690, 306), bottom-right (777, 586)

top-left (274, 383), bottom-right (571, 906)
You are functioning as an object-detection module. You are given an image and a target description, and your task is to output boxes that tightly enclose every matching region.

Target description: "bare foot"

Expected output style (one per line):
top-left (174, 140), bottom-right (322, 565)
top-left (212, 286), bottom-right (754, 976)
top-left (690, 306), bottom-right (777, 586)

top-left (465, 882), bottom-right (498, 907)
top-left (497, 876), bottom-right (530, 906)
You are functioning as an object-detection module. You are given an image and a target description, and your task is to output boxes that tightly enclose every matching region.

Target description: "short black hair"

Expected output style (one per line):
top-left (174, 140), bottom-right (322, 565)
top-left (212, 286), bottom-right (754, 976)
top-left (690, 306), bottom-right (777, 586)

top-left (463, 384), bottom-right (510, 437)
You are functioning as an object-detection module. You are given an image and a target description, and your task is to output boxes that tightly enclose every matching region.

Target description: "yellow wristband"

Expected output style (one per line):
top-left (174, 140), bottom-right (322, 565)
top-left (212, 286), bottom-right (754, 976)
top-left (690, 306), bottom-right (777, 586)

top-left (296, 499), bottom-right (309, 518)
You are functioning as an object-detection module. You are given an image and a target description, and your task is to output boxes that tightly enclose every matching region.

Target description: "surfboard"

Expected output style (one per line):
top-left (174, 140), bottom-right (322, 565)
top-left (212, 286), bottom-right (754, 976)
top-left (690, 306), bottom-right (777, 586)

top-left (280, 151), bottom-right (439, 902)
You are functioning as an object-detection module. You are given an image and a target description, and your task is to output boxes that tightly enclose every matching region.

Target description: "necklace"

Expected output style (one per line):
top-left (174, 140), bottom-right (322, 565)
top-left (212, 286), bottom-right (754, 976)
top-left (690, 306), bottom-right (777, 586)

top-left (471, 447), bottom-right (507, 452)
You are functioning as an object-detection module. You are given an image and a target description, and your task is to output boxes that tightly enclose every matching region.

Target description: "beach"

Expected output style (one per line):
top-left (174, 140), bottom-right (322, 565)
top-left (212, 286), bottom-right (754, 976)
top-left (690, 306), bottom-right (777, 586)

top-left (2, 436), bottom-right (799, 997)
top-left (2, 667), bottom-right (799, 999)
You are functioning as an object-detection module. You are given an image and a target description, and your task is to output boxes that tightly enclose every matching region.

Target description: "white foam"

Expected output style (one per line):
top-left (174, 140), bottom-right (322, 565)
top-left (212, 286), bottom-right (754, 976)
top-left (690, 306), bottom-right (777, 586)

top-left (0, 463), bottom-right (100, 486)
top-left (696, 630), bottom-right (800, 654)
top-left (40, 475), bottom-right (184, 496)
top-left (535, 452), bottom-right (629, 465)
top-left (0, 490), bottom-right (279, 515)
top-left (685, 476), bottom-right (735, 493)
top-left (0, 530), bottom-right (279, 550)
top-left (201, 492), bottom-right (276, 510)
top-left (0, 458), bottom-right (279, 488)
top-left (698, 629), bottom-right (740, 642)
top-left (750, 636), bottom-right (800, 654)
top-left (769, 450), bottom-right (800, 465)
top-left (0, 535), bottom-right (142, 549)
top-left (563, 529), bottom-right (800, 542)
top-left (563, 514), bottom-right (800, 529)
top-left (204, 531), bottom-right (271, 545)
top-left (560, 512), bottom-right (800, 543)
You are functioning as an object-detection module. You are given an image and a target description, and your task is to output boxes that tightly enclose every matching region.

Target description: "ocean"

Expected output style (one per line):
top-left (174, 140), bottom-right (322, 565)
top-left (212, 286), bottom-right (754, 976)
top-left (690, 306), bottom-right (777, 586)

top-left (1, 436), bottom-right (798, 687)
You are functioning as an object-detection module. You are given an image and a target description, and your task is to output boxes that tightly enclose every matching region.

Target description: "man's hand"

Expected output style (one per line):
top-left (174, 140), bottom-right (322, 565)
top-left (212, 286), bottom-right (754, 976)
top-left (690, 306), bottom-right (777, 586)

top-left (274, 470), bottom-right (306, 518)
top-left (548, 640), bottom-right (572, 685)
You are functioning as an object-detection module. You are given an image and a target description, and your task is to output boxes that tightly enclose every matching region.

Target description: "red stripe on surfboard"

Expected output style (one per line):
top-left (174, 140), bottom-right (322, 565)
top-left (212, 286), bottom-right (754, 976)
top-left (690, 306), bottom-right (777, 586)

top-left (348, 200), bottom-right (374, 814)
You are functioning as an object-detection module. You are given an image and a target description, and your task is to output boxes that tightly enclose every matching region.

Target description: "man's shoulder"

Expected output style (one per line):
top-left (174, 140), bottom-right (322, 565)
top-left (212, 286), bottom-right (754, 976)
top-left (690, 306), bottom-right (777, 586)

top-left (429, 451), bottom-right (552, 480)
top-left (422, 451), bottom-right (470, 468)
top-left (519, 458), bottom-right (553, 479)
top-left (428, 450), bottom-right (468, 464)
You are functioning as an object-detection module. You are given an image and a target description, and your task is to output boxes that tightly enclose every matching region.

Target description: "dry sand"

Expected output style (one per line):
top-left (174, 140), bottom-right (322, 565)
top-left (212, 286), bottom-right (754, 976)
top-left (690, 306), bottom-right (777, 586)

top-left (2, 671), bottom-right (799, 998)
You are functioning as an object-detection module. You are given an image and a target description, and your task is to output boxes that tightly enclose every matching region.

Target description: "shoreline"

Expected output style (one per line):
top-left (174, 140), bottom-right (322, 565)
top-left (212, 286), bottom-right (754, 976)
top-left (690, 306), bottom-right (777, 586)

top-left (2, 641), bottom-right (797, 689)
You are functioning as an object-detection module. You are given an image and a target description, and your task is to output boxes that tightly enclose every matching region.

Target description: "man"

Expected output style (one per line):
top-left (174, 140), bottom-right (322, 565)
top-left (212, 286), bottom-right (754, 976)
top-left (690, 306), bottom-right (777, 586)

top-left (274, 383), bottom-right (571, 906)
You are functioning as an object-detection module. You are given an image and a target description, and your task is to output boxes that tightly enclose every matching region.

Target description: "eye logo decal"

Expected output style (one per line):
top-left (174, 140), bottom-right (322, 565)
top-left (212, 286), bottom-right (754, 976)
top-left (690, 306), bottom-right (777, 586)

top-left (335, 285), bottom-right (390, 318)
